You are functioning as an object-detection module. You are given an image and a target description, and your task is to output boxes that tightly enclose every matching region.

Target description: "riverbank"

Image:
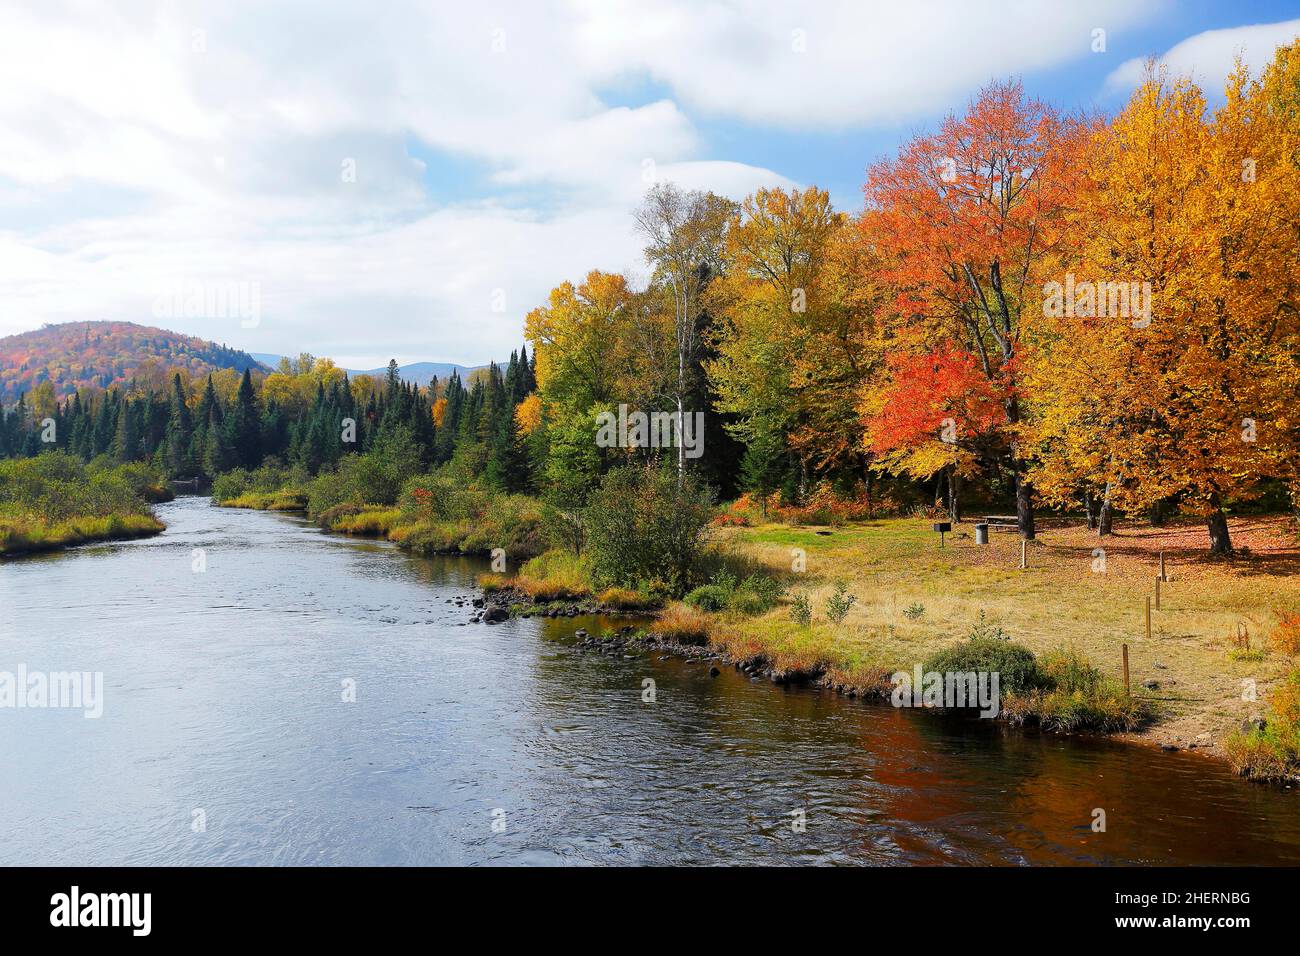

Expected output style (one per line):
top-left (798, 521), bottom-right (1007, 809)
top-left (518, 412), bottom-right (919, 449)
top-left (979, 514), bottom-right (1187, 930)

top-left (0, 512), bottom-right (165, 557)
top-left (0, 454), bottom-right (170, 557)
top-left (216, 494), bottom-right (543, 560)
top-left (481, 513), bottom-right (1300, 778)
top-left (762, 517), bottom-right (1297, 757)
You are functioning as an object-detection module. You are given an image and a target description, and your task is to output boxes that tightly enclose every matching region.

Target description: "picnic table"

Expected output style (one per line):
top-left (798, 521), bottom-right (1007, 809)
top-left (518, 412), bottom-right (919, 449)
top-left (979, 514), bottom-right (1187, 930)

top-left (982, 514), bottom-right (1019, 530)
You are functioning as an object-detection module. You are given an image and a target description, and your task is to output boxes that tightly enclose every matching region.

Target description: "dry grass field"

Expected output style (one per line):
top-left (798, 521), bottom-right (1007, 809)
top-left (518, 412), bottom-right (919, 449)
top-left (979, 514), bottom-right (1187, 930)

top-left (706, 515), bottom-right (1300, 754)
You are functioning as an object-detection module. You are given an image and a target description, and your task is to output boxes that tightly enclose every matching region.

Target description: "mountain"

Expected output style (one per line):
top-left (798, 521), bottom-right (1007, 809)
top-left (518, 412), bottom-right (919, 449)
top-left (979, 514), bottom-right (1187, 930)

top-left (251, 353), bottom-right (484, 387)
top-left (0, 321), bottom-right (268, 403)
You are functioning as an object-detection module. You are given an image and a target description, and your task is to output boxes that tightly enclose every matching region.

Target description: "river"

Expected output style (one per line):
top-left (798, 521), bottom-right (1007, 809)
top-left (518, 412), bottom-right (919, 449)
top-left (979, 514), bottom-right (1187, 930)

top-left (1, 496), bottom-right (1296, 866)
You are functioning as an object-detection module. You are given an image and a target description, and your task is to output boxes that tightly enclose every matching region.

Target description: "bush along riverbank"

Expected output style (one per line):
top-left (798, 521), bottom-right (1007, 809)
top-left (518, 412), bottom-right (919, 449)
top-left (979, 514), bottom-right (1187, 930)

top-left (211, 460), bottom-right (543, 559)
top-left (1224, 614), bottom-right (1300, 783)
top-left (0, 452), bottom-right (168, 556)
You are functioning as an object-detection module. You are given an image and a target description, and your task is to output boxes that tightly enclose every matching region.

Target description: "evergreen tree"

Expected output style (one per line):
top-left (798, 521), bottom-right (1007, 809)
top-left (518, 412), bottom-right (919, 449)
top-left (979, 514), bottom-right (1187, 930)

top-left (111, 393), bottom-right (139, 462)
top-left (225, 368), bottom-right (262, 469)
top-left (164, 374), bottom-right (193, 475)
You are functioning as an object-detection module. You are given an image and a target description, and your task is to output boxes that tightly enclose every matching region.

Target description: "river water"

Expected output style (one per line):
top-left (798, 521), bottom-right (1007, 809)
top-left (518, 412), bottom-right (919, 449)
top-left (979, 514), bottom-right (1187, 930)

top-left (1, 496), bottom-right (1296, 866)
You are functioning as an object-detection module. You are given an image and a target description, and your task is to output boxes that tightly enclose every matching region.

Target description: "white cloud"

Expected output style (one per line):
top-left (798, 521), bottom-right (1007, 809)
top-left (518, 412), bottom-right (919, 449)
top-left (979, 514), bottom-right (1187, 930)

top-left (1104, 18), bottom-right (1300, 94)
top-left (0, 0), bottom-right (1167, 364)
top-left (573, 0), bottom-right (1164, 128)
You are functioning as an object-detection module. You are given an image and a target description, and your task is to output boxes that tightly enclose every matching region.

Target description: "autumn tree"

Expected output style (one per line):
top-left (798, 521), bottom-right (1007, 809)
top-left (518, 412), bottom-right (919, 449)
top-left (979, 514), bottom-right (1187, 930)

top-left (524, 270), bottom-right (636, 497)
top-left (861, 80), bottom-right (1085, 536)
top-left (707, 186), bottom-right (879, 504)
top-left (1025, 57), bottom-right (1300, 553)
top-left (861, 348), bottom-right (1007, 520)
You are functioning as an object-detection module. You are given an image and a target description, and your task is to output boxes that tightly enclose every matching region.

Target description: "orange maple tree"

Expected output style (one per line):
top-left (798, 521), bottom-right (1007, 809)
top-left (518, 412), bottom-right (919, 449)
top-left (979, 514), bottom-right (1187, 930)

top-left (860, 80), bottom-right (1087, 536)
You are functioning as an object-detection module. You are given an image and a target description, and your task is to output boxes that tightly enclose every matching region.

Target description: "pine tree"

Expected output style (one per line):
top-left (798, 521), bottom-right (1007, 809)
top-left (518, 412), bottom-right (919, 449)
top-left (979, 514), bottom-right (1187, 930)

top-left (164, 374), bottom-right (193, 475)
top-left (111, 393), bottom-right (140, 462)
top-left (225, 368), bottom-right (262, 469)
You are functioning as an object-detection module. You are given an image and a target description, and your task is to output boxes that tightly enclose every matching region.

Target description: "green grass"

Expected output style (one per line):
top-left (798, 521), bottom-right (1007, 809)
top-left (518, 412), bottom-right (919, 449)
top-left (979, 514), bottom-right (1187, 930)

top-left (0, 513), bottom-right (165, 556)
top-left (218, 490), bottom-right (308, 511)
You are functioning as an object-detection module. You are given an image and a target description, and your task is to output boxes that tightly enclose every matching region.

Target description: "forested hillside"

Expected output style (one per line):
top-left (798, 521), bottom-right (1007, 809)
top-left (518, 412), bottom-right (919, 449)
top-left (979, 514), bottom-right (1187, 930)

top-left (0, 321), bottom-right (266, 403)
top-left (0, 349), bottom-right (538, 494)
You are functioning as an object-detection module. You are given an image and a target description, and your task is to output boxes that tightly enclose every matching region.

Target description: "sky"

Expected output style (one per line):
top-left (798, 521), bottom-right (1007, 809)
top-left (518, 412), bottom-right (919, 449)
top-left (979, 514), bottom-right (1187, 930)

top-left (1, 0), bottom-right (1299, 368)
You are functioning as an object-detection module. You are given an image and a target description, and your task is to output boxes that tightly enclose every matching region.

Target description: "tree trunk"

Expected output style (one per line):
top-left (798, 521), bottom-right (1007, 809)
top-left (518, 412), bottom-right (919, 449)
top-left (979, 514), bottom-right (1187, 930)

top-left (1149, 500), bottom-right (1166, 527)
top-left (675, 390), bottom-right (685, 485)
top-left (1015, 472), bottom-right (1035, 539)
top-left (1084, 491), bottom-right (1097, 531)
top-left (864, 465), bottom-right (874, 521)
top-left (1097, 483), bottom-right (1113, 537)
top-left (949, 472), bottom-right (962, 522)
top-left (1207, 495), bottom-right (1233, 555)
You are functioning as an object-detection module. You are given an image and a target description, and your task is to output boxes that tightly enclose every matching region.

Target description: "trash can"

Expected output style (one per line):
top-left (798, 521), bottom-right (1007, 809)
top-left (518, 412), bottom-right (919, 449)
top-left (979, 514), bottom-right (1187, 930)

top-left (975, 523), bottom-right (989, 545)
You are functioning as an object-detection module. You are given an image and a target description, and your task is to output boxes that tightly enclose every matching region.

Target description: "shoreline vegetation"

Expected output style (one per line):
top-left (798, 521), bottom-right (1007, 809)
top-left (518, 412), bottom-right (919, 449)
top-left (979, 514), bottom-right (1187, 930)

top-left (0, 453), bottom-right (169, 557)
top-left (211, 464), bottom-right (1299, 783)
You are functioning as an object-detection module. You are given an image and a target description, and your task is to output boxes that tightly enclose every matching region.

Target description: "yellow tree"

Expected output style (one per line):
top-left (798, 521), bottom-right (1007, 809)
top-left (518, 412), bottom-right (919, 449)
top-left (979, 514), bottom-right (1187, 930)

top-left (524, 270), bottom-right (635, 491)
top-left (707, 186), bottom-right (878, 502)
top-left (1026, 58), bottom-right (1300, 553)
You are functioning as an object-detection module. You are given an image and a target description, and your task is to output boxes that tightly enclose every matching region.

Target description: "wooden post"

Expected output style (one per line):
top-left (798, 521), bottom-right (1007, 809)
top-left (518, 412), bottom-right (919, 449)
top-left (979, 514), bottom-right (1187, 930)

top-left (1122, 643), bottom-right (1130, 698)
top-left (1159, 550), bottom-right (1166, 582)
top-left (1154, 575), bottom-right (1161, 610)
top-left (1020, 539), bottom-right (1027, 570)
top-left (1145, 597), bottom-right (1152, 642)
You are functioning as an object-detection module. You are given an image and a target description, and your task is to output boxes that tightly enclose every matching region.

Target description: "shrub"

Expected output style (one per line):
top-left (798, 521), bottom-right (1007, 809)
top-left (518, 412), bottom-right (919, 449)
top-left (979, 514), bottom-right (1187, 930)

top-left (1039, 647), bottom-right (1104, 695)
top-left (1031, 685), bottom-right (1149, 733)
top-left (330, 507), bottom-right (401, 535)
top-left (1225, 732), bottom-right (1293, 781)
top-left (1227, 672), bottom-right (1300, 780)
top-left (684, 584), bottom-right (731, 612)
top-left (682, 570), bottom-right (781, 616)
top-left (903, 602), bottom-right (925, 621)
top-left (924, 636), bottom-right (1049, 695)
top-left (1270, 613), bottom-right (1300, 659)
top-left (0, 453), bottom-right (165, 554)
top-left (728, 588), bottom-right (773, 615)
top-left (766, 482), bottom-right (876, 525)
top-left (966, 609), bottom-right (1011, 642)
top-left (583, 464), bottom-right (713, 596)
top-left (514, 548), bottom-right (592, 601)
top-left (211, 461), bottom-right (305, 504)
top-left (789, 592), bottom-right (812, 627)
top-left (824, 581), bottom-right (856, 624)
top-left (739, 574), bottom-right (783, 611)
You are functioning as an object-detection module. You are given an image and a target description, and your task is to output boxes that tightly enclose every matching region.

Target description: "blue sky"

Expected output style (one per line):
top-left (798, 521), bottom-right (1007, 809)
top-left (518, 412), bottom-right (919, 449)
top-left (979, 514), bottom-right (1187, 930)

top-left (1, 1), bottom-right (1298, 367)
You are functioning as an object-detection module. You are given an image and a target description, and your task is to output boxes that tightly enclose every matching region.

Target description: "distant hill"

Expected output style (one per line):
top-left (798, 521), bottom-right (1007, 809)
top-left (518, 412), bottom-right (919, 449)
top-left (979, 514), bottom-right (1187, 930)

top-left (251, 353), bottom-right (484, 387)
top-left (0, 321), bottom-right (268, 403)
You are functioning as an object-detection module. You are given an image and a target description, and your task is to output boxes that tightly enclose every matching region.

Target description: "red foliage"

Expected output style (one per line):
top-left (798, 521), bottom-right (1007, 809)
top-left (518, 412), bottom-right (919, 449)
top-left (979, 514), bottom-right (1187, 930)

top-left (0, 320), bottom-right (264, 402)
top-left (866, 348), bottom-right (1007, 455)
